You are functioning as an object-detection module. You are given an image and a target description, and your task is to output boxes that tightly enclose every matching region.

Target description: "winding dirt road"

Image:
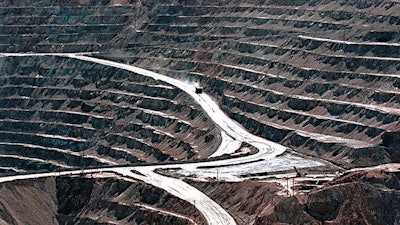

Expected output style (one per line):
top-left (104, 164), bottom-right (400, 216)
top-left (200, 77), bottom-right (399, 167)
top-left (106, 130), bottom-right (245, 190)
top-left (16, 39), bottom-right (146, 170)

top-left (0, 52), bottom-right (324, 225)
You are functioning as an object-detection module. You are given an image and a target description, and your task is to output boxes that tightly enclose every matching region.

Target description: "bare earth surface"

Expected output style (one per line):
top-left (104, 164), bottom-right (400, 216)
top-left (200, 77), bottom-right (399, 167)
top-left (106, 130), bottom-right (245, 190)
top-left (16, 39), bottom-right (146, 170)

top-left (0, 0), bottom-right (400, 224)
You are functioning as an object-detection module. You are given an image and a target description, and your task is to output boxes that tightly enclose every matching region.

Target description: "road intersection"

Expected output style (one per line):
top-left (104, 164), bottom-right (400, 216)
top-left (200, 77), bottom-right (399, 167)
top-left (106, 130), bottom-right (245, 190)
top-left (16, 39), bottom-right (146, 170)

top-left (0, 53), bottom-right (326, 225)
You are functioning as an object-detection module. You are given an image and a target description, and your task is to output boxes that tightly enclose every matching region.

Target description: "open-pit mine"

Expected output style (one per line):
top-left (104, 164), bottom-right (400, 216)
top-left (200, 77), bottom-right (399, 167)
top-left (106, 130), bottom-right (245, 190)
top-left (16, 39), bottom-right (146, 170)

top-left (0, 0), bottom-right (399, 224)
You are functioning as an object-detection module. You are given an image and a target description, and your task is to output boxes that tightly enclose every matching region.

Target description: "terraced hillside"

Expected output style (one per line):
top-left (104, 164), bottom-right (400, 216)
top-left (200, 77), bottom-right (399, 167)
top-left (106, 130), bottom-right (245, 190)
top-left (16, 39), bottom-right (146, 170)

top-left (1, 0), bottom-right (399, 169)
top-left (1, 0), bottom-right (400, 224)
top-left (0, 0), bottom-right (153, 53)
top-left (0, 55), bottom-right (221, 175)
top-left (0, 175), bottom-right (206, 225)
top-left (101, 0), bottom-right (400, 168)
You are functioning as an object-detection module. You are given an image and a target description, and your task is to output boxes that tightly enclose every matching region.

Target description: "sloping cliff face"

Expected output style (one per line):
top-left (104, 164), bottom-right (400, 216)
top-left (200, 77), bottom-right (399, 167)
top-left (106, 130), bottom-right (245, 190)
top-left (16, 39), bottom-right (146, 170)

top-left (188, 180), bottom-right (283, 225)
top-left (0, 178), bottom-right (58, 225)
top-left (255, 169), bottom-right (400, 225)
top-left (1, 1), bottom-right (399, 225)
top-left (0, 56), bottom-right (221, 175)
top-left (382, 131), bottom-right (400, 162)
top-left (1, 0), bottom-right (400, 168)
top-left (105, 0), bottom-right (400, 168)
top-left (3, 170), bottom-right (397, 225)
top-left (0, 176), bottom-right (205, 225)
top-left (0, 0), bottom-right (158, 53)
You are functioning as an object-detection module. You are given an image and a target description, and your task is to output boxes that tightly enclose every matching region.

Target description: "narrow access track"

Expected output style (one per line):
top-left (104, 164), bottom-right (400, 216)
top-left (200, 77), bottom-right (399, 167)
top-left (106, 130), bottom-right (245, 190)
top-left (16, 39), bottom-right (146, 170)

top-left (0, 52), bottom-right (325, 225)
top-left (0, 167), bottom-right (236, 225)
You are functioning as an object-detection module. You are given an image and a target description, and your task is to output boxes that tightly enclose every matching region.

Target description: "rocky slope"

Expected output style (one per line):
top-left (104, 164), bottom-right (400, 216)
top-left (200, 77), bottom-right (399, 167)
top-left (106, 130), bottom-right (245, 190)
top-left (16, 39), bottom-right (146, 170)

top-left (0, 56), bottom-right (221, 175)
top-left (255, 168), bottom-right (400, 224)
top-left (103, 0), bottom-right (400, 168)
top-left (3, 168), bottom-right (395, 225)
top-left (0, 0), bottom-right (399, 224)
top-left (188, 179), bottom-right (283, 225)
top-left (0, 175), bottom-right (205, 225)
top-left (1, 0), bottom-right (399, 169)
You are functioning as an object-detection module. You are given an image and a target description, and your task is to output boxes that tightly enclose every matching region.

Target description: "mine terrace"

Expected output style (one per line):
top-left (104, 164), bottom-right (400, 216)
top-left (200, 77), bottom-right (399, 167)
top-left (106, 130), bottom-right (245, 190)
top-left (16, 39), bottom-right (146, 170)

top-left (0, 0), bottom-right (399, 225)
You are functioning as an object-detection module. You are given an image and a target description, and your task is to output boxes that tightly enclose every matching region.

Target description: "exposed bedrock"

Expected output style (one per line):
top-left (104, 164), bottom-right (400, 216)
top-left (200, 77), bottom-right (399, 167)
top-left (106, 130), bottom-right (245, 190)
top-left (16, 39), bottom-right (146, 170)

top-left (0, 56), bottom-right (221, 175)
top-left (183, 71), bottom-right (395, 167)
top-left (188, 180), bottom-right (283, 225)
top-left (255, 170), bottom-right (400, 225)
top-left (0, 0), bottom-right (399, 170)
top-left (382, 131), bottom-right (400, 163)
top-left (0, 0), bottom-right (162, 52)
top-left (0, 1), bottom-right (399, 225)
top-left (112, 57), bottom-right (398, 168)
top-left (57, 176), bottom-right (203, 225)
top-left (103, 27), bottom-right (400, 167)
top-left (293, 36), bottom-right (400, 58)
top-left (0, 176), bottom-right (205, 225)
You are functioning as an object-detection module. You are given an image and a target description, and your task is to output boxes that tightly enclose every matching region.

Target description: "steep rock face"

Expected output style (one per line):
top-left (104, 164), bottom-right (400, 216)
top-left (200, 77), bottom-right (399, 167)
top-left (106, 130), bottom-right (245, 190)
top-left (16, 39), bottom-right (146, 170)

top-left (188, 180), bottom-right (283, 225)
top-left (93, 0), bottom-right (400, 168)
top-left (0, 0), bottom-right (159, 53)
top-left (0, 176), bottom-right (205, 225)
top-left (56, 177), bottom-right (95, 224)
top-left (382, 131), bottom-right (400, 161)
top-left (0, 56), bottom-right (221, 175)
top-left (255, 170), bottom-right (400, 225)
top-left (57, 176), bottom-right (203, 225)
top-left (264, 197), bottom-right (319, 225)
top-left (1, 0), bottom-right (400, 169)
top-left (0, 178), bottom-right (58, 225)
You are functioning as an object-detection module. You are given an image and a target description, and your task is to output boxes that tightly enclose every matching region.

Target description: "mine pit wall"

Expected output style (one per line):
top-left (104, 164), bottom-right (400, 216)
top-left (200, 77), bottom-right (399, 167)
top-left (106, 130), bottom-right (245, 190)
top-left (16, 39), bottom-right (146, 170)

top-left (382, 131), bottom-right (400, 163)
top-left (0, 0), bottom-right (160, 53)
top-left (99, 0), bottom-right (400, 168)
top-left (212, 66), bottom-right (395, 168)
top-left (0, 55), bottom-right (221, 175)
top-left (1, 0), bottom-right (400, 169)
top-left (106, 61), bottom-right (394, 169)
top-left (188, 179), bottom-right (284, 225)
top-left (0, 176), bottom-right (205, 225)
top-left (255, 170), bottom-right (400, 225)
